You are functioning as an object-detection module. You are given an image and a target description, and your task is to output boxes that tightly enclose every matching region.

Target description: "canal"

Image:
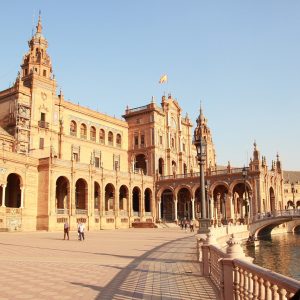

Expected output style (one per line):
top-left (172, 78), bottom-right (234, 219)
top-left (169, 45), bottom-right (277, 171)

top-left (244, 232), bottom-right (300, 281)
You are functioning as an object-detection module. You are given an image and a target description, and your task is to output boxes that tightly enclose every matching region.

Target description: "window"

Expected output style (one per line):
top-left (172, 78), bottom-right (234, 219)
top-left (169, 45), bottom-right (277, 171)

top-left (160, 136), bottom-right (163, 145)
top-left (108, 131), bottom-right (113, 146)
top-left (41, 112), bottom-right (46, 122)
top-left (113, 154), bottom-right (120, 171)
top-left (99, 129), bottom-right (105, 144)
top-left (116, 134), bottom-right (122, 147)
top-left (70, 121), bottom-right (77, 136)
top-left (95, 157), bottom-right (100, 168)
top-left (80, 124), bottom-right (87, 139)
top-left (24, 69), bottom-right (28, 76)
top-left (141, 135), bottom-right (145, 147)
top-left (73, 153), bottom-right (79, 162)
top-left (171, 138), bottom-right (175, 148)
top-left (90, 126), bottom-right (96, 142)
top-left (182, 143), bottom-right (186, 152)
top-left (43, 70), bottom-right (47, 77)
top-left (134, 135), bottom-right (138, 146)
top-left (39, 138), bottom-right (44, 149)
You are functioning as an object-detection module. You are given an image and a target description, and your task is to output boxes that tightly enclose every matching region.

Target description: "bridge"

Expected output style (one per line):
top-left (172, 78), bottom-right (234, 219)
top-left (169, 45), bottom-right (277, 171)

top-left (249, 209), bottom-right (300, 237)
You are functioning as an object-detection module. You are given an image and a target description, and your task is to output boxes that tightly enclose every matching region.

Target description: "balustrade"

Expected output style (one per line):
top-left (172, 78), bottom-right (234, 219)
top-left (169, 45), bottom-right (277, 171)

top-left (56, 209), bottom-right (69, 215)
top-left (200, 231), bottom-right (300, 300)
top-left (75, 209), bottom-right (87, 215)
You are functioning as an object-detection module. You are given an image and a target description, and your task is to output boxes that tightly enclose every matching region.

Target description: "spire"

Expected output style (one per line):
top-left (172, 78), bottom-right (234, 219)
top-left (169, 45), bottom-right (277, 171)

top-left (36, 11), bottom-right (42, 34)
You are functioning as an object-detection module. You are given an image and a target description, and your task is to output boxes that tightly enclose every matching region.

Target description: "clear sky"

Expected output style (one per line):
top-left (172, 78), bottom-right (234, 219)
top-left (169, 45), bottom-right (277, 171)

top-left (0, 1), bottom-right (299, 170)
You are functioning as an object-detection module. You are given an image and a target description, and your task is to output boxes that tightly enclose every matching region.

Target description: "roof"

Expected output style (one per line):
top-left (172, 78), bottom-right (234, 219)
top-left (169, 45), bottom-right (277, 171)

top-left (283, 171), bottom-right (300, 183)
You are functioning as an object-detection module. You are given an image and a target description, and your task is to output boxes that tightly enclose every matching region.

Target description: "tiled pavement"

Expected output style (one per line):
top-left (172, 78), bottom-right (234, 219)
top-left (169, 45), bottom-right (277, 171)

top-left (0, 228), bottom-right (219, 299)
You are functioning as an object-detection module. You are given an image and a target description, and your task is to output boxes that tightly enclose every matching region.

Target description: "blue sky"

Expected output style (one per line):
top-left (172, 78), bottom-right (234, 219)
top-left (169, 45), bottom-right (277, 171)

top-left (0, 1), bottom-right (299, 170)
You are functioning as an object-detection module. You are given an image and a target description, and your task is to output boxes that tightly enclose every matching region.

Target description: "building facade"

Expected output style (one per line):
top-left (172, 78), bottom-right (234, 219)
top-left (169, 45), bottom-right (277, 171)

top-left (0, 18), bottom-right (297, 231)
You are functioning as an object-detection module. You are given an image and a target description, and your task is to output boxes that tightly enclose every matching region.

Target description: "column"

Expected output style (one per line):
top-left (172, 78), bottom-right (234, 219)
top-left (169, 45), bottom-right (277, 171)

top-left (20, 187), bottom-right (25, 208)
top-left (1, 184), bottom-right (6, 207)
top-left (174, 196), bottom-right (178, 222)
top-left (158, 200), bottom-right (161, 221)
top-left (191, 198), bottom-right (195, 220)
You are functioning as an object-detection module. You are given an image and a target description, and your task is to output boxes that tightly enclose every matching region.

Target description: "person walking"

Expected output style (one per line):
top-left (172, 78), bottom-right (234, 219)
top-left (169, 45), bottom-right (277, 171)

top-left (78, 222), bottom-right (85, 241)
top-left (190, 219), bottom-right (194, 232)
top-left (184, 218), bottom-right (187, 232)
top-left (63, 221), bottom-right (69, 240)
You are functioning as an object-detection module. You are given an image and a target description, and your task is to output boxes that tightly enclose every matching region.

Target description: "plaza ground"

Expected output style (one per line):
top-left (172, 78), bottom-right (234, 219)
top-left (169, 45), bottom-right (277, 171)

top-left (0, 228), bottom-right (219, 299)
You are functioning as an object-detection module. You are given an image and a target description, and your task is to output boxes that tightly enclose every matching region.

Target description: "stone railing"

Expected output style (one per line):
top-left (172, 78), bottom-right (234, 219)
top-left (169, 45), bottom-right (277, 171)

top-left (200, 232), bottom-right (300, 300)
top-left (75, 209), bottom-right (87, 215)
top-left (252, 209), bottom-right (300, 222)
top-left (56, 209), bottom-right (69, 215)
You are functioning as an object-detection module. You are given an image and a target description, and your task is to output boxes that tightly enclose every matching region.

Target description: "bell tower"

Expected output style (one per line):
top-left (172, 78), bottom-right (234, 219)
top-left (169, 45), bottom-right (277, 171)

top-left (21, 14), bottom-right (54, 88)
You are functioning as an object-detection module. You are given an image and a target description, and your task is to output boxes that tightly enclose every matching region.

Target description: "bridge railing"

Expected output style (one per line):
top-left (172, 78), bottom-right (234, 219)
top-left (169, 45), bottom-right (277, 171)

top-left (252, 209), bottom-right (300, 222)
top-left (200, 233), bottom-right (300, 300)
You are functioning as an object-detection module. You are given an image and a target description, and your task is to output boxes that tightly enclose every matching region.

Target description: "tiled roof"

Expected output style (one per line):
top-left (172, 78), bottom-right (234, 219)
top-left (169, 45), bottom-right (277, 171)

top-left (283, 171), bottom-right (300, 183)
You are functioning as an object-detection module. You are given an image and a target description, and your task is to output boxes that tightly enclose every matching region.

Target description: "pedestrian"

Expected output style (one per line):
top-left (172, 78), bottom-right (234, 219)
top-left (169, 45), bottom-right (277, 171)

top-left (180, 219), bottom-right (184, 230)
top-left (184, 218), bottom-right (187, 232)
top-left (78, 222), bottom-right (85, 241)
top-left (77, 222), bottom-right (81, 240)
top-left (190, 219), bottom-right (194, 232)
top-left (63, 221), bottom-right (69, 240)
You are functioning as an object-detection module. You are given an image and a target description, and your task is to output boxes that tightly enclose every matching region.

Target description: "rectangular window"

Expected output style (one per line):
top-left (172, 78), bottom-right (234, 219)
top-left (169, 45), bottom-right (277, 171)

top-left (182, 143), bottom-right (186, 152)
top-left (141, 135), bottom-right (145, 146)
top-left (43, 70), bottom-right (47, 77)
top-left (160, 136), bottom-right (163, 145)
top-left (39, 138), bottom-right (44, 149)
top-left (152, 128), bottom-right (155, 145)
top-left (41, 112), bottom-right (46, 121)
top-left (134, 136), bottom-right (138, 146)
top-left (95, 157), bottom-right (100, 168)
top-left (73, 153), bottom-right (79, 162)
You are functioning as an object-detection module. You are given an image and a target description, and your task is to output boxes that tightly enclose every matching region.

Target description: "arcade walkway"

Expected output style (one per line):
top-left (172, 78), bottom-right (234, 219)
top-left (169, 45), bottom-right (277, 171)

top-left (0, 228), bottom-right (219, 299)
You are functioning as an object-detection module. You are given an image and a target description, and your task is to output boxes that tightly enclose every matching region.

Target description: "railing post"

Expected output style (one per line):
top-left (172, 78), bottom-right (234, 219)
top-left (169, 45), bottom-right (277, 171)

top-left (202, 230), bottom-right (218, 276)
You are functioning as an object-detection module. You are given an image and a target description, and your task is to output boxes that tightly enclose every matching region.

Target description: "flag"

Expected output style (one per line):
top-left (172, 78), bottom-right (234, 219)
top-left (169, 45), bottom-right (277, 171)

top-left (159, 74), bottom-right (168, 84)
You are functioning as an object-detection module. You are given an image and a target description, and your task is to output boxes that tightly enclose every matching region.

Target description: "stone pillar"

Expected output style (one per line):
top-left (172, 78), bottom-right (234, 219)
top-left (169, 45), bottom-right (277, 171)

top-left (20, 186), bottom-right (25, 208)
top-left (174, 197), bottom-right (178, 222)
top-left (158, 200), bottom-right (161, 221)
top-left (191, 198), bottom-right (195, 220)
top-left (1, 184), bottom-right (6, 207)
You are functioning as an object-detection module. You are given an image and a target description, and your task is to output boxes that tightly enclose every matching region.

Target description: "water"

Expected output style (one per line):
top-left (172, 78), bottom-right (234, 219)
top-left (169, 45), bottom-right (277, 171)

top-left (244, 232), bottom-right (300, 281)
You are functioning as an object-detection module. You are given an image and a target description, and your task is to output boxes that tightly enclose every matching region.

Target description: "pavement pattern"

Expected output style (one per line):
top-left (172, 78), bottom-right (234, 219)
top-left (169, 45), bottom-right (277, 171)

top-left (0, 228), bottom-right (219, 300)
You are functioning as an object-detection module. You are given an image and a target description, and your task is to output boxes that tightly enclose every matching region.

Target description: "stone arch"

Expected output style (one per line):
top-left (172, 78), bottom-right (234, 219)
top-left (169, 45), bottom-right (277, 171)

top-left (108, 131), bottom-right (114, 146)
top-left (157, 186), bottom-right (174, 199)
top-left (94, 181), bottom-right (101, 209)
top-left (116, 133), bottom-right (122, 147)
top-left (161, 188), bottom-right (174, 221)
top-left (177, 187), bottom-right (192, 220)
top-left (119, 185), bottom-right (129, 211)
top-left (105, 183), bottom-right (115, 211)
top-left (75, 178), bottom-right (88, 210)
top-left (144, 188), bottom-right (152, 213)
top-left (56, 176), bottom-right (70, 212)
top-left (296, 201), bottom-right (300, 209)
top-left (287, 200), bottom-right (294, 209)
top-left (132, 186), bottom-right (141, 214)
top-left (5, 173), bottom-right (22, 208)
top-left (135, 154), bottom-right (147, 175)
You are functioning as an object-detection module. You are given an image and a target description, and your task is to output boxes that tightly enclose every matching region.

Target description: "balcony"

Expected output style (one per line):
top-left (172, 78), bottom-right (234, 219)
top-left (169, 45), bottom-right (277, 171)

top-left (38, 120), bottom-right (49, 129)
top-left (56, 209), bottom-right (69, 215)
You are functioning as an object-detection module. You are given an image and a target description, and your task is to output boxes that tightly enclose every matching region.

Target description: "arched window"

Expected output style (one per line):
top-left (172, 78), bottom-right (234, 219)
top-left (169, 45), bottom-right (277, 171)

top-left (116, 134), bottom-right (122, 147)
top-left (90, 126), bottom-right (96, 142)
top-left (108, 131), bottom-right (113, 146)
top-left (80, 124), bottom-right (87, 139)
top-left (99, 129), bottom-right (105, 144)
top-left (70, 121), bottom-right (77, 136)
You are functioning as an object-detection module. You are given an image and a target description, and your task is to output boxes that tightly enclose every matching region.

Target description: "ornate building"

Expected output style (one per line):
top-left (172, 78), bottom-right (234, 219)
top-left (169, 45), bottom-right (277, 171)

top-left (0, 17), bottom-right (295, 231)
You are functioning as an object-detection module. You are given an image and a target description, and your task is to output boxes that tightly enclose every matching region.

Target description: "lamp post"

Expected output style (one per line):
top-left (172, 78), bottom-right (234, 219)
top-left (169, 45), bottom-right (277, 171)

top-left (291, 183), bottom-right (295, 208)
top-left (205, 180), bottom-right (210, 219)
top-left (194, 115), bottom-right (210, 233)
top-left (242, 166), bottom-right (248, 224)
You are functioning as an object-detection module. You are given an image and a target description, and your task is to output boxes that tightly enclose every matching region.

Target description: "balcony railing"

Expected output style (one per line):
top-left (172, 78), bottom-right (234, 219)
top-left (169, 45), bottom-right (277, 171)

top-left (56, 209), bottom-right (69, 215)
top-left (38, 120), bottom-right (49, 129)
top-left (75, 209), bottom-right (87, 215)
top-left (145, 212), bottom-right (152, 216)
top-left (133, 211), bottom-right (140, 216)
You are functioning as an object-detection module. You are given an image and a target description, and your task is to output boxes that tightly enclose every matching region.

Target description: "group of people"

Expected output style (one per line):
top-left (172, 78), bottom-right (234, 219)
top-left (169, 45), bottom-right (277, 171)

top-left (63, 221), bottom-right (85, 241)
top-left (179, 218), bottom-right (194, 232)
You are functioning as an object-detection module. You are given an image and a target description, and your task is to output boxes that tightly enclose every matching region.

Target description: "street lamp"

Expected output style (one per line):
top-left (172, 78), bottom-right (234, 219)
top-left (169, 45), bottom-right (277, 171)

top-left (205, 179), bottom-right (210, 219)
top-left (291, 183), bottom-right (295, 208)
top-left (194, 112), bottom-right (210, 233)
top-left (242, 166), bottom-right (248, 223)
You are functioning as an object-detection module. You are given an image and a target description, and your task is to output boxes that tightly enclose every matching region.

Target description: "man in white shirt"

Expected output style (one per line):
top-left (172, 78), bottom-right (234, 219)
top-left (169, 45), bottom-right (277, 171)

top-left (78, 222), bottom-right (85, 241)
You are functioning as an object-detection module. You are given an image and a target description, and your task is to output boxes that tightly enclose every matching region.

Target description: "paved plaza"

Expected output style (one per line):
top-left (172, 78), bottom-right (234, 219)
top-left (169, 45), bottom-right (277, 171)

top-left (0, 228), bottom-right (219, 300)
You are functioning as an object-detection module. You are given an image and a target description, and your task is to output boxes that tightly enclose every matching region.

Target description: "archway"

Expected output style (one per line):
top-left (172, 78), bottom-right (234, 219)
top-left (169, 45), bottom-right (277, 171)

top-left (161, 189), bottom-right (173, 221)
top-left (270, 187), bottom-right (275, 212)
top-left (212, 185), bottom-right (229, 224)
top-left (6, 173), bottom-right (21, 208)
top-left (132, 187), bottom-right (141, 215)
top-left (94, 182), bottom-right (101, 209)
top-left (105, 184), bottom-right (115, 212)
top-left (144, 188), bottom-right (152, 213)
top-left (177, 188), bottom-right (192, 220)
top-left (75, 179), bottom-right (87, 210)
top-left (56, 176), bottom-right (69, 212)
top-left (119, 185), bottom-right (128, 211)
top-left (232, 182), bottom-right (248, 224)
top-left (135, 154), bottom-right (147, 175)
